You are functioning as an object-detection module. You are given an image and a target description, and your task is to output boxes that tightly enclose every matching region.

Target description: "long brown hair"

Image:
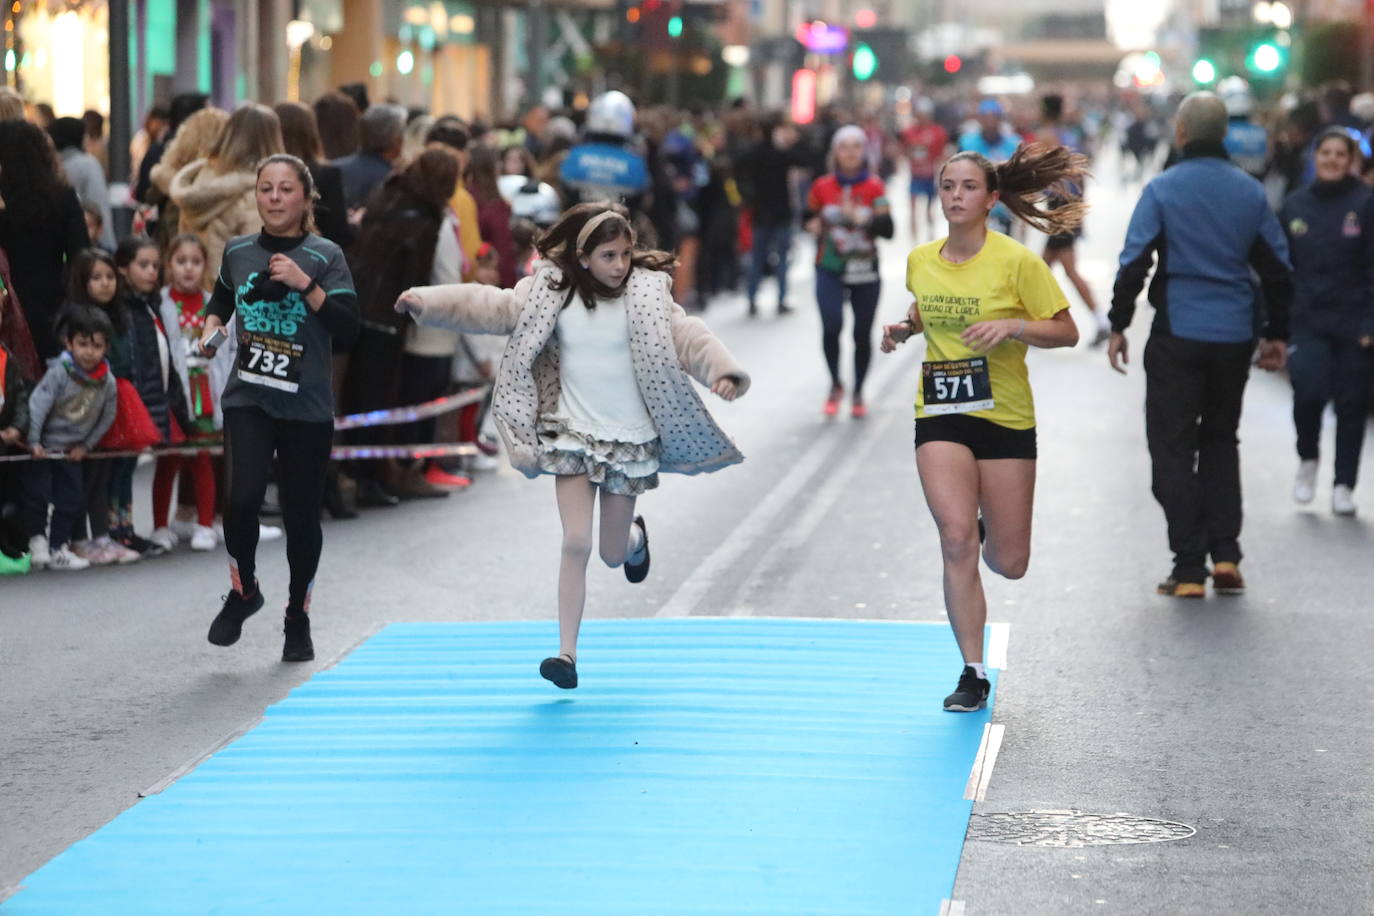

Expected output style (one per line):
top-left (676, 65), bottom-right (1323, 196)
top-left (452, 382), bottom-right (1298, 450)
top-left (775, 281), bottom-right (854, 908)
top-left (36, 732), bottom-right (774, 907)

top-left (209, 103), bottom-right (284, 176)
top-left (940, 144), bottom-right (1089, 235)
top-left (535, 201), bottom-right (677, 309)
top-left (256, 153), bottom-right (319, 235)
top-left (274, 101), bottom-right (325, 163)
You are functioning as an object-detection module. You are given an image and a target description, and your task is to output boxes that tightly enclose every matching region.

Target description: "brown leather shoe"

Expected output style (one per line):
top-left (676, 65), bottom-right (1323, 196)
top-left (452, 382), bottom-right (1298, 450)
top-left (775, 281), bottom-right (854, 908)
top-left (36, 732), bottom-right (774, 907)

top-left (1211, 562), bottom-right (1245, 595)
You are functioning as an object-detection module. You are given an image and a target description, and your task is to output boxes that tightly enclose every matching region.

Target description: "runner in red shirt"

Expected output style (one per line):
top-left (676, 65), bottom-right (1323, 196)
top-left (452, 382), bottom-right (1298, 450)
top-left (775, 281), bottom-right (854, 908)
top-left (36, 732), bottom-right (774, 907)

top-left (901, 98), bottom-right (950, 242)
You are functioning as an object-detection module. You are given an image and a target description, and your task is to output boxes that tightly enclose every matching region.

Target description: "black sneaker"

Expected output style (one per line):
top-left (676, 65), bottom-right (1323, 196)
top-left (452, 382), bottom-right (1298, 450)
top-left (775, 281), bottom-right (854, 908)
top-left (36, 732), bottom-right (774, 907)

top-left (943, 665), bottom-right (991, 712)
top-left (539, 654), bottom-right (578, 689)
top-left (624, 515), bottom-right (650, 584)
top-left (282, 614), bottom-right (315, 662)
top-left (115, 527), bottom-right (166, 557)
top-left (207, 586), bottom-right (265, 646)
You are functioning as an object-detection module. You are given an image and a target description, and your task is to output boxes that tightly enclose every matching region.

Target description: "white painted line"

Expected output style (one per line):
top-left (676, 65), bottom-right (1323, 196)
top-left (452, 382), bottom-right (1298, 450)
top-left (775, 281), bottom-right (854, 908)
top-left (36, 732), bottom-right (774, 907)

top-left (654, 429), bottom-right (842, 617)
top-left (730, 411), bottom-right (895, 615)
top-left (939, 899), bottom-right (967, 916)
top-left (986, 621), bottom-right (1010, 671)
top-left (963, 722), bottom-right (1006, 802)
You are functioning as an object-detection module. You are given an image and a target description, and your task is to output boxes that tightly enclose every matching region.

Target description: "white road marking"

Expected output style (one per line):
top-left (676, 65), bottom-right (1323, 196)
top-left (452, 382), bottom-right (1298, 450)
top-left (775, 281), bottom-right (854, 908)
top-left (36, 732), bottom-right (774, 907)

top-left (939, 900), bottom-right (967, 916)
top-left (986, 621), bottom-right (1010, 670)
top-left (963, 722), bottom-right (1006, 802)
top-left (656, 348), bottom-right (915, 618)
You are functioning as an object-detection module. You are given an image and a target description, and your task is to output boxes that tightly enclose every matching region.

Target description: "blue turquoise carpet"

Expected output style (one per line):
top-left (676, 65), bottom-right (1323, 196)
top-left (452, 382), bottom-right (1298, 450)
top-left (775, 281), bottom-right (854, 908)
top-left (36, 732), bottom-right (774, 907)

top-left (12, 618), bottom-right (997, 914)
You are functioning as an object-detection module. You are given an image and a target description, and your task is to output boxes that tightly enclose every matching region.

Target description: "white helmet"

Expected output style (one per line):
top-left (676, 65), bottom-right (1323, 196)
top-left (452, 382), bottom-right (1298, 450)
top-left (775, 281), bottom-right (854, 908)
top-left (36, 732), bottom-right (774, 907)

top-left (1217, 77), bottom-right (1254, 117)
top-left (506, 179), bottom-right (562, 227)
top-left (586, 90), bottom-right (636, 139)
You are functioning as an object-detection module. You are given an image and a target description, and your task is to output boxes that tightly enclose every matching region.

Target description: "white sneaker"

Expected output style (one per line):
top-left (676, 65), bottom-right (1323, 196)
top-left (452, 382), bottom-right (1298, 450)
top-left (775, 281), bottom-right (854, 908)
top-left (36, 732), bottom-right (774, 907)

top-left (97, 535), bottom-right (141, 565)
top-left (190, 525), bottom-right (218, 551)
top-left (149, 527), bottom-right (179, 552)
top-left (28, 534), bottom-right (51, 569)
top-left (71, 538), bottom-right (117, 566)
top-left (48, 544), bottom-right (91, 571)
top-left (1294, 459), bottom-right (1318, 504)
top-left (1333, 484), bottom-right (1357, 517)
top-left (211, 522), bottom-right (283, 542)
top-left (462, 453), bottom-right (502, 473)
top-left (169, 518), bottom-right (199, 540)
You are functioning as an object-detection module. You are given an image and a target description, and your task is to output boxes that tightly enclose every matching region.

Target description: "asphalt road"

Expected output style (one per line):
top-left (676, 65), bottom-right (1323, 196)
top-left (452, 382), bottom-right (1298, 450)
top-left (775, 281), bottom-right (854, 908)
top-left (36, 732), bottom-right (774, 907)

top-left (3, 148), bottom-right (1372, 913)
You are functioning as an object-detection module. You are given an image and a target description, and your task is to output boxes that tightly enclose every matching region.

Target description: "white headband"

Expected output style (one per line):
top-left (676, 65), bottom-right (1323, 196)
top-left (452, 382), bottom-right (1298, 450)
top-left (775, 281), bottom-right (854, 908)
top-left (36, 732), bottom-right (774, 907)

top-left (577, 210), bottom-right (628, 253)
top-left (830, 124), bottom-right (867, 151)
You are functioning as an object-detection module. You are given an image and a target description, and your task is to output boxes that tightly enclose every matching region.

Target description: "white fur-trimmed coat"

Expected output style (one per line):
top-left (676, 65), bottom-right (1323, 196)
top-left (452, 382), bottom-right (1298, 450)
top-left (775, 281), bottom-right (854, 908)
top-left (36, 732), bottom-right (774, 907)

top-left (403, 262), bottom-right (751, 478)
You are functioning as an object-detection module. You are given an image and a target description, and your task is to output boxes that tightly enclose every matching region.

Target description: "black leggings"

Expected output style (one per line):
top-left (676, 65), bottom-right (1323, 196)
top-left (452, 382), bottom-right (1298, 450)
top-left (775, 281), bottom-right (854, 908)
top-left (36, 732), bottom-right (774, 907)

top-left (816, 268), bottom-right (881, 395)
top-left (223, 405), bottom-right (334, 610)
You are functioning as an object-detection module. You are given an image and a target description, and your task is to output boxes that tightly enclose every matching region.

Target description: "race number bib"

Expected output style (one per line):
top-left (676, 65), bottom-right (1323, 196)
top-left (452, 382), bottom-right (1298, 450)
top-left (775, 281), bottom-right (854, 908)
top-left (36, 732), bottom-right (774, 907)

top-left (922, 357), bottom-right (994, 415)
top-left (843, 256), bottom-right (878, 284)
top-left (237, 332), bottom-right (303, 393)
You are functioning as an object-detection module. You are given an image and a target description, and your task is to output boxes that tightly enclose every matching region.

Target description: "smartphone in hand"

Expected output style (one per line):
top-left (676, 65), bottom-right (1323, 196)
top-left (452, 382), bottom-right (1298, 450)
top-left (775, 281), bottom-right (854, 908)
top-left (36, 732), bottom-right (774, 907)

top-left (200, 327), bottom-right (227, 356)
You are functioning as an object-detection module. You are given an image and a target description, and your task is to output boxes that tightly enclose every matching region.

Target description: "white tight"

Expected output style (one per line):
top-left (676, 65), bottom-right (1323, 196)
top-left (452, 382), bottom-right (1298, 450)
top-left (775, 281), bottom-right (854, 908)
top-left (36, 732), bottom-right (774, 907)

top-left (554, 474), bottom-right (639, 661)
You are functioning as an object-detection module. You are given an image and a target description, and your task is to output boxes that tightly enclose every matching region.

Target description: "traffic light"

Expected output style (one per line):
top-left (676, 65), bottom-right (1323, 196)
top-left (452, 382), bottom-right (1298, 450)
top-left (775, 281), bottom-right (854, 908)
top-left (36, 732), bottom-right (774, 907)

top-left (1192, 58), bottom-right (1217, 84)
top-left (944, 54), bottom-right (962, 74)
top-left (1248, 40), bottom-right (1283, 73)
top-left (852, 43), bottom-right (877, 81)
top-left (667, 14), bottom-right (682, 38)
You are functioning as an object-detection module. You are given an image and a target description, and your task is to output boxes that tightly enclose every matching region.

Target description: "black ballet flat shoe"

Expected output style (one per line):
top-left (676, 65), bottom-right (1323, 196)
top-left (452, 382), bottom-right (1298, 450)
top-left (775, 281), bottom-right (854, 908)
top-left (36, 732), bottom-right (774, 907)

top-left (624, 515), bottom-right (650, 584)
top-left (539, 654), bottom-right (578, 689)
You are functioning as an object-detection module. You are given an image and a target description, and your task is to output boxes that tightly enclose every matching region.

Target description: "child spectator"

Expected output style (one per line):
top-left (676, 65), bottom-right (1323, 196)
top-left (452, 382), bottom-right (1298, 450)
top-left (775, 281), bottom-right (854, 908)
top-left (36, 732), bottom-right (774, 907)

top-left (0, 280), bottom-right (32, 572)
top-left (57, 248), bottom-right (141, 565)
top-left (82, 200), bottom-right (113, 253)
top-left (109, 235), bottom-right (191, 555)
top-left (151, 234), bottom-right (220, 551)
top-left (24, 306), bottom-right (118, 571)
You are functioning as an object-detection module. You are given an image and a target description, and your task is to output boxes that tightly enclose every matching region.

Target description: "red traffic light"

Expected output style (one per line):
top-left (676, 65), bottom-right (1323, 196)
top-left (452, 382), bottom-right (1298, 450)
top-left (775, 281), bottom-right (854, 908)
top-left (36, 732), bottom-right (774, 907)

top-left (943, 54), bottom-right (962, 74)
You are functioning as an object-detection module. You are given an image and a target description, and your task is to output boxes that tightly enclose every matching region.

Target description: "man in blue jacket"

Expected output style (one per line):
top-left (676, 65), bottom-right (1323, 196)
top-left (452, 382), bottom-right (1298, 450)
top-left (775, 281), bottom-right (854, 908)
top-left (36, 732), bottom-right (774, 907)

top-left (1108, 92), bottom-right (1294, 598)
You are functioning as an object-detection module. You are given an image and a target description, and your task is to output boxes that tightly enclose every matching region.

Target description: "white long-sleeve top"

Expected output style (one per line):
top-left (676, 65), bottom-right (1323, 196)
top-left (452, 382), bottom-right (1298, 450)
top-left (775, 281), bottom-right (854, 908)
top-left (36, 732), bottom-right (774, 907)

top-left (551, 295), bottom-right (657, 444)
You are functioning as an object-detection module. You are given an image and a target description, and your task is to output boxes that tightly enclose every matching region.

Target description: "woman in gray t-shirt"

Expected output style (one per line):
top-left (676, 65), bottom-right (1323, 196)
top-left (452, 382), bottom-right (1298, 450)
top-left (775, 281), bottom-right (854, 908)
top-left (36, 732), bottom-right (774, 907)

top-left (199, 153), bottom-right (359, 664)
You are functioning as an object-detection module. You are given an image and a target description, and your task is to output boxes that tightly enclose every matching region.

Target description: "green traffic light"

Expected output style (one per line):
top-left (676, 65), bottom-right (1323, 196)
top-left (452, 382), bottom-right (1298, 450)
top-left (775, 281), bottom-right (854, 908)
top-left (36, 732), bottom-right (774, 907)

top-left (1192, 58), bottom-right (1216, 84)
top-left (1251, 42), bottom-right (1282, 73)
top-left (853, 43), bottom-right (877, 81)
top-left (667, 15), bottom-right (683, 38)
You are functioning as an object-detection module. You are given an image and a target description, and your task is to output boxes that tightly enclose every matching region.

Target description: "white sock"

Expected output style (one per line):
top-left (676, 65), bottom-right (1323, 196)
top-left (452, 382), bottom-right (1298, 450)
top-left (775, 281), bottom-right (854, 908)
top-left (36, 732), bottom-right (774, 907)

top-left (968, 662), bottom-right (987, 679)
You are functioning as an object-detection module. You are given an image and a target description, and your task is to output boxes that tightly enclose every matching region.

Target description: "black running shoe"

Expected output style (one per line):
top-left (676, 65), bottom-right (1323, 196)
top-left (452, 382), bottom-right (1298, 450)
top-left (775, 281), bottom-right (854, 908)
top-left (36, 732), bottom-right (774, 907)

top-left (207, 586), bottom-right (265, 646)
top-left (539, 655), bottom-right (578, 689)
top-left (624, 515), bottom-right (650, 584)
top-left (943, 665), bottom-right (991, 712)
top-left (282, 614), bottom-right (314, 662)
top-left (116, 527), bottom-right (166, 557)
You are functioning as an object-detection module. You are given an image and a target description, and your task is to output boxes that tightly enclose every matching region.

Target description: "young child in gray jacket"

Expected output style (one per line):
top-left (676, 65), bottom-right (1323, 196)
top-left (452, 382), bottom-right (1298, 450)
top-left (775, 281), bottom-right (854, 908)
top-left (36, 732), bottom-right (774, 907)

top-left (25, 306), bottom-right (118, 571)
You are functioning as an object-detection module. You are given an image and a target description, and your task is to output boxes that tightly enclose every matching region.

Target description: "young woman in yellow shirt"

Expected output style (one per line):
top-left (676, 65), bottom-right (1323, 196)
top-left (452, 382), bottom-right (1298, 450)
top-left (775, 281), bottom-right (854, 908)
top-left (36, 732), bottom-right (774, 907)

top-left (881, 145), bottom-right (1086, 711)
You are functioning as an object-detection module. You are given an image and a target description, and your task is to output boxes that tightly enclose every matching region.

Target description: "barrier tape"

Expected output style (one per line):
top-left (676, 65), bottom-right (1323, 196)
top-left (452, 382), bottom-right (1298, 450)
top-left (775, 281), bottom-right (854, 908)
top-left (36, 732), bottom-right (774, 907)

top-left (0, 442), bottom-right (483, 463)
top-left (0, 386), bottom-right (491, 464)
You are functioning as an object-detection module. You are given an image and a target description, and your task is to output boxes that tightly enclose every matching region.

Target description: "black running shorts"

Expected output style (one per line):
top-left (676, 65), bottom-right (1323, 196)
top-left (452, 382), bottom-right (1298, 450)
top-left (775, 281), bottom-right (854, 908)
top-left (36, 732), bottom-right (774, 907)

top-left (914, 414), bottom-right (1037, 460)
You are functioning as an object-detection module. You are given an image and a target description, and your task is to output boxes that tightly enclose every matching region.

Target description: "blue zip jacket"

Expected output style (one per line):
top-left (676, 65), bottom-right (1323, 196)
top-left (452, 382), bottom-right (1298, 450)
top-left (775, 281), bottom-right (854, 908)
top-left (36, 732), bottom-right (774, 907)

top-left (1111, 142), bottom-right (1293, 343)
top-left (1279, 175), bottom-right (1374, 341)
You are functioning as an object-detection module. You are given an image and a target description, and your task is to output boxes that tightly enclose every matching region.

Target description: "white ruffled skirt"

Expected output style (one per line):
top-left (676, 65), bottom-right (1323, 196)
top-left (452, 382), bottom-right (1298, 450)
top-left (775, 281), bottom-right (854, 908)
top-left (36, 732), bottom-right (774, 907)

top-left (536, 415), bottom-right (661, 496)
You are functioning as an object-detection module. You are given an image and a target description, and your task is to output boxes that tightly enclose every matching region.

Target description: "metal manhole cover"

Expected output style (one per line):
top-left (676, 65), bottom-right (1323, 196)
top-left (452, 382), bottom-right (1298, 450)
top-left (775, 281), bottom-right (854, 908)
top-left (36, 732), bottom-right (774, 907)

top-left (967, 810), bottom-right (1196, 847)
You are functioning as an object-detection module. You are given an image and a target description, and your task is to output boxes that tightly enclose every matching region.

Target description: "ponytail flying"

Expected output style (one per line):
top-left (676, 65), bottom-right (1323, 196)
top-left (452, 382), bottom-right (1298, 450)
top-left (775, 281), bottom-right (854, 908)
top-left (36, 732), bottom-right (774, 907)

top-left (941, 144), bottom-right (1090, 236)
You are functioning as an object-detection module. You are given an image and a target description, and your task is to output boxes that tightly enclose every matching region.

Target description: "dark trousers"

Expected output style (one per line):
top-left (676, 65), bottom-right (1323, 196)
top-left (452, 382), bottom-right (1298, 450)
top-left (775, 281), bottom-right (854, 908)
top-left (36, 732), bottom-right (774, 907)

top-left (223, 406), bottom-right (334, 610)
top-left (815, 268), bottom-right (881, 395)
top-left (747, 221), bottom-right (793, 307)
top-left (1144, 333), bottom-right (1254, 582)
top-left (395, 353), bottom-right (454, 448)
top-left (1289, 330), bottom-right (1374, 487)
top-left (23, 459), bottom-right (84, 548)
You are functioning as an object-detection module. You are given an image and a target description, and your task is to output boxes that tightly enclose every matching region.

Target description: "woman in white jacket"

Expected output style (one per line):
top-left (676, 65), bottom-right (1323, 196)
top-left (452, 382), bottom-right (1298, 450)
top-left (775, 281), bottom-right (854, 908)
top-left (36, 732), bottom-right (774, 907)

top-left (396, 202), bottom-right (750, 689)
